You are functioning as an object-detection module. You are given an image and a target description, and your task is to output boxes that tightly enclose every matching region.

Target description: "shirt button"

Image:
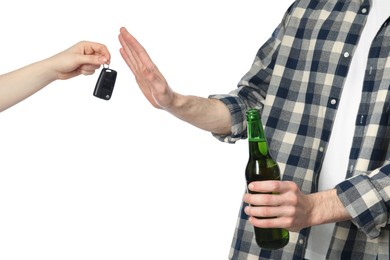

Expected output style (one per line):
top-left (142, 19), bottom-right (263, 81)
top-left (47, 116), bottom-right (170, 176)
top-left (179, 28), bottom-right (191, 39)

top-left (361, 8), bottom-right (368, 14)
top-left (298, 239), bottom-right (304, 245)
top-left (343, 52), bottom-right (350, 58)
top-left (330, 99), bottom-right (337, 105)
top-left (319, 147), bottom-right (324, 152)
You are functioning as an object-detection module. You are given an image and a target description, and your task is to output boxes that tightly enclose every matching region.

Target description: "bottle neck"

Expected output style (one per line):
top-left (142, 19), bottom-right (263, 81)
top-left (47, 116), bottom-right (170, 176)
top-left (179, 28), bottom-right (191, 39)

top-left (247, 119), bottom-right (268, 156)
top-left (248, 141), bottom-right (269, 159)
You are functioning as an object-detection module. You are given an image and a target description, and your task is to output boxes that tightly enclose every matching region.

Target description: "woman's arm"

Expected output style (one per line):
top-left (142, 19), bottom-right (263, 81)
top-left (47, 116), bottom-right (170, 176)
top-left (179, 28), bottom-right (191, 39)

top-left (0, 41), bottom-right (111, 112)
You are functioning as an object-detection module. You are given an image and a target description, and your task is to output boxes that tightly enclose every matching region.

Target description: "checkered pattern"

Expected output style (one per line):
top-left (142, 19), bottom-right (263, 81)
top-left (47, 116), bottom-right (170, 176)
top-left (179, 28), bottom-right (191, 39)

top-left (210, 0), bottom-right (390, 259)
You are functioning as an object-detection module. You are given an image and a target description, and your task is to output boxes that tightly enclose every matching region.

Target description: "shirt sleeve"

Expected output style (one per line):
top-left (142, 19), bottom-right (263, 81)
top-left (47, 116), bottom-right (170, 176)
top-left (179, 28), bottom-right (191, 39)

top-left (208, 6), bottom-right (293, 144)
top-left (336, 163), bottom-right (390, 239)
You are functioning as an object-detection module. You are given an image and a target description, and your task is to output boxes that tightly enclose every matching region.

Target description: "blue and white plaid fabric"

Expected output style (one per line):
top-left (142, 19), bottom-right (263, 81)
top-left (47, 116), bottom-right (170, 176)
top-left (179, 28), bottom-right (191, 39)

top-left (210, 0), bottom-right (390, 259)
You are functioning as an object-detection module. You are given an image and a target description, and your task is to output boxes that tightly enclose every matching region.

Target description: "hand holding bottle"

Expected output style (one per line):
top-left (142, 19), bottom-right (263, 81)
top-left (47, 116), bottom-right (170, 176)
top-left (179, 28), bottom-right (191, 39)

top-left (244, 180), bottom-right (313, 233)
top-left (243, 181), bottom-right (351, 232)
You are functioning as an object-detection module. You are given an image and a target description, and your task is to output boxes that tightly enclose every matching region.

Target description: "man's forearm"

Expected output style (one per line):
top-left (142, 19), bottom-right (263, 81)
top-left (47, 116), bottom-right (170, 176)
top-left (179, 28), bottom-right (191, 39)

top-left (165, 93), bottom-right (232, 135)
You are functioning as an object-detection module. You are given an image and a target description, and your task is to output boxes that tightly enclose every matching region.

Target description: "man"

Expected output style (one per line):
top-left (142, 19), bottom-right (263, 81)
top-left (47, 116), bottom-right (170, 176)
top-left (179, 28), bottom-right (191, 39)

top-left (118, 0), bottom-right (390, 258)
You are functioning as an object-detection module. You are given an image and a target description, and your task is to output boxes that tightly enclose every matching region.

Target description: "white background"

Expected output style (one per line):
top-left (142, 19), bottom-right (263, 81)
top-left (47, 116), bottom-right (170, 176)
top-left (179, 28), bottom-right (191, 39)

top-left (0, 1), bottom-right (293, 259)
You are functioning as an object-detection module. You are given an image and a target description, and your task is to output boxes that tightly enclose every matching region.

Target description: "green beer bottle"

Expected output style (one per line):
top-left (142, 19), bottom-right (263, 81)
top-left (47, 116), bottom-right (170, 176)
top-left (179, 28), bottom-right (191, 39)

top-left (245, 108), bottom-right (289, 249)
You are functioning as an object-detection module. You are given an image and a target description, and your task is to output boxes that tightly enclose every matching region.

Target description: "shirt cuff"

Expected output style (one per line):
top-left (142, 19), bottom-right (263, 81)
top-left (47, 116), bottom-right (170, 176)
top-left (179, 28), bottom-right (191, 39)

top-left (336, 174), bottom-right (387, 239)
top-left (208, 94), bottom-right (248, 143)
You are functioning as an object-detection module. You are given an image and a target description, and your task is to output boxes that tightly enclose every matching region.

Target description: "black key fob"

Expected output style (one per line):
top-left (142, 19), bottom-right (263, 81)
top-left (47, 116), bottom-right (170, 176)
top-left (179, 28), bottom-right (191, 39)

top-left (93, 67), bottom-right (117, 100)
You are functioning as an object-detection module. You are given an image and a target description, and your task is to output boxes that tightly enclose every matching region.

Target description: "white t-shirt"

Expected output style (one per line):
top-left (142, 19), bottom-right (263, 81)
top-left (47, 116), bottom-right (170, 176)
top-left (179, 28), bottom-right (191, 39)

top-left (305, 1), bottom-right (390, 259)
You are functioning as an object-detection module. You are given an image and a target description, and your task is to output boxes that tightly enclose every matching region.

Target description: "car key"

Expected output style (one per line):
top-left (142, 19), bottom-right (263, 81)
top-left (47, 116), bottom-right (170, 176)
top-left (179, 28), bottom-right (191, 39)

top-left (93, 66), bottom-right (117, 100)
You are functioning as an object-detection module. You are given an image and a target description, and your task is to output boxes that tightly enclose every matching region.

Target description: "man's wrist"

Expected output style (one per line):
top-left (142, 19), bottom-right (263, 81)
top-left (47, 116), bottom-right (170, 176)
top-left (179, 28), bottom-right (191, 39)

top-left (308, 189), bottom-right (351, 226)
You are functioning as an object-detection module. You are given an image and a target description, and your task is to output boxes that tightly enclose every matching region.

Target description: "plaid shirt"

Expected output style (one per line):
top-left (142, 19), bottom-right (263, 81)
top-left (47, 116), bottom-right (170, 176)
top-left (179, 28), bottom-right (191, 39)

top-left (210, 0), bottom-right (390, 259)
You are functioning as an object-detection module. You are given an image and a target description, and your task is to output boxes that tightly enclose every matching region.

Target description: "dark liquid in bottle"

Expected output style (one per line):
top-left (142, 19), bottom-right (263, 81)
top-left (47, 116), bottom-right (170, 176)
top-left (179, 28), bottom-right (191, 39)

top-left (246, 145), bottom-right (289, 250)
